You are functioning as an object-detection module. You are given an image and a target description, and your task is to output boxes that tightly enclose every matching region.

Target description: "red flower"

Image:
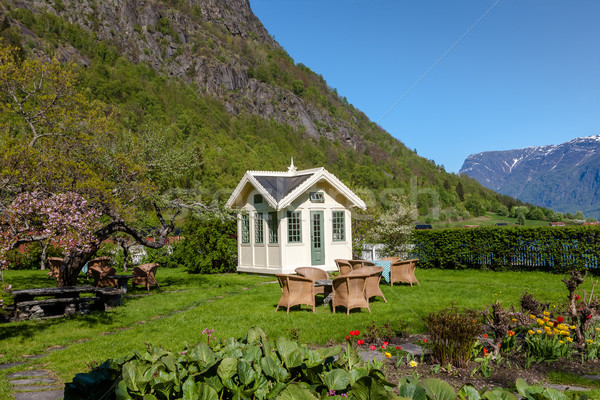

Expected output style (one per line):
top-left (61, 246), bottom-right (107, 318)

top-left (557, 316), bottom-right (564, 323)
top-left (483, 334), bottom-right (488, 338)
top-left (588, 315), bottom-right (592, 319)
top-left (383, 341), bottom-right (389, 346)
top-left (553, 321), bottom-right (558, 327)
top-left (483, 348), bottom-right (489, 356)
top-left (396, 346), bottom-right (402, 350)
top-left (381, 344), bottom-right (387, 349)
top-left (507, 330), bottom-right (515, 337)
top-left (357, 340), bottom-right (364, 346)
top-left (349, 331), bottom-right (355, 336)
top-left (354, 330), bottom-right (360, 336)
top-left (346, 336), bottom-right (350, 340)
top-left (423, 339), bottom-right (428, 343)
top-left (370, 345), bottom-right (376, 351)
top-left (575, 295), bottom-right (581, 301)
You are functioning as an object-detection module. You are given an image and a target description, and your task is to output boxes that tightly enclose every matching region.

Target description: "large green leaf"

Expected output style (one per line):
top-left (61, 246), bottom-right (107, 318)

top-left (458, 384), bottom-right (481, 400)
top-left (284, 349), bottom-right (304, 369)
top-left (350, 376), bottom-right (392, 400)
top-left (540, 388), bottom-right (570, 400)
top-left (316, 346), bottom-right (341, 360)
top-left (276, 383), bottom-right (318, 400)
top-left (482, 389), bottom-right (519, 400)
top-left (217, 357), bottom-right (238, 380)
top-left (196, 382), bottom-right (220, 400)
top-left (276, 337), bottom-right (299, 361)
top-left (187, 343), bottom-right (216, 371)
top-left (399, 382), bottom-right (427, 400)
top-left (243, 345), bottom-right (263, 365)
top-left (238, 359), bottom-right (255, 386)
top-left (115, 380), bottom-right (133, 400)
top-left (420, 378), bottom-right (456, 400)
top-left (246, 327), bottom-right (267, 345)
top-left (181, 377), bottom-right (197, 400)
top-left (322, 369), bottom-right (351, 391)
top-left (122, 362), bottom-right (141, 393)
top-left (305, 349), bottom-right (324, 369)
top-left (261, 356), bottom-right (277, 379)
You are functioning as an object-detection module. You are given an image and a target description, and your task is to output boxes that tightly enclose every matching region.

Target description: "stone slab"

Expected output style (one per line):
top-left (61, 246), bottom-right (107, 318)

top-left (22, 354), bottom-right (48, 359)
top-left (13, 385), bottom-right (62, 392)
top-left (13, 390), bottom-right (63, 400)
top-left (11, 377), bottom-right (58, 385)
top-left (582, 374), bottom-right (600, 381)
top-left (7, 370), bottom-right (49, 378)
top-left (397, 343), bottom-right (426, 356)
top-left (544, 384), bottom-right (589, 392)
top-left (359, 351), bottom-right (387, 363)
top-left (0, 362), bottom-right (25, 370)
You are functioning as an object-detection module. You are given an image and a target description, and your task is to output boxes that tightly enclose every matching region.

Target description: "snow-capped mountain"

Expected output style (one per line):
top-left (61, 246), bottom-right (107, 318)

top-left (459, 135), bottom-right (600, 218)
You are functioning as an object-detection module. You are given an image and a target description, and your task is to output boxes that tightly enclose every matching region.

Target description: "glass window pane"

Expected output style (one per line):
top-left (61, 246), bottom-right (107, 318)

top-left (287, 211), bottom-right (302, 243)
top-left (241, 214), bottom-right (250, 244)
top-left (332, 211), bottom-right (345, 241)
top-left (268, 212), bottom-right (278, 244)
top-left (255, 213), bottom-right (264, 243)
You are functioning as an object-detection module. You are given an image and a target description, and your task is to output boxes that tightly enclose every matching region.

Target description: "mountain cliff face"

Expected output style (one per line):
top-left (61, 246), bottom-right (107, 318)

top-left (0, 0), bottom-right (363, 146)
top-left (460, 135), bottom-right (600, 218)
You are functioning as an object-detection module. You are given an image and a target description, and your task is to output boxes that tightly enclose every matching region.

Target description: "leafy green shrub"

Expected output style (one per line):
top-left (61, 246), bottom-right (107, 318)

top-left (413, 225), bottom-right (600, 271)
top-left (426, 306), bottom-right (479, 368)
top-left (362, 320), bottom-right (408, 345)
top-left (64, 327), bottom-right (396, 399)
top-left (178, 213), bottom-right (237, 274)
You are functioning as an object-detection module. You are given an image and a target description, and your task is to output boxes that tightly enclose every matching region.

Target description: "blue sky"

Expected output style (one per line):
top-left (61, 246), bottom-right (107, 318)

top-left (249, 0), bottom-right (600, 173)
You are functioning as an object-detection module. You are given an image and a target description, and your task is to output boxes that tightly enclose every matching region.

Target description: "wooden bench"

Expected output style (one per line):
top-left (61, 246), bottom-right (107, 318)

top-left (12, 286), bottom-right (125, 321)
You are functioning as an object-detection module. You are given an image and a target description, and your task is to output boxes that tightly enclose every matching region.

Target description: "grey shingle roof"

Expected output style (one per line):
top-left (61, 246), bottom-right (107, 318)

top-left (254, 173), bottom-right (313, 203)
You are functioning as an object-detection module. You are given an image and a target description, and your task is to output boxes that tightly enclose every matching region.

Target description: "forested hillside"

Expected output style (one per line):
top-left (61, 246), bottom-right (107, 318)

top-left (0, 0), bottom-right (527, 221)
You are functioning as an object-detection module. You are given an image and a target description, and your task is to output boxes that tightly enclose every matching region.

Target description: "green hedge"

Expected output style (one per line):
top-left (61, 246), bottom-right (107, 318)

top-left (412, 226), bottom-right (600, 271)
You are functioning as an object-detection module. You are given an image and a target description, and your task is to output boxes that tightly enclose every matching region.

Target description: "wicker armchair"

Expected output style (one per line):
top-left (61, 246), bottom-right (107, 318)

top-left (132, 263), bottom-right (160, 291)
top-left (334, 259), bottom-right (352, 275)
top-left (295, 267), bottom-right (329, 295)
top-left (350, 266), bottom-right (387, 302)
top-left (331, 272), bottom-right (371, 315)
top-left (380, 257), bottom-right (420, 286)
top-left (275, 274), bottom-right (316, 314)
top-left (90, 265), bottom-right (117, 287)
top-left (47, 257), bottom-right (63, 280)
top-left (348, 259), bottom-right (375, 271)
top-left (86, 257), bottom-right (111, 280)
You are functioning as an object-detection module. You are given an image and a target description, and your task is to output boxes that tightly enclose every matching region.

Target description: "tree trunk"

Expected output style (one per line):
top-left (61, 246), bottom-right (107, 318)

top-left (57, 248), bottom-right (96, 287)
top-left (39, 240), bottom-right (49, 271)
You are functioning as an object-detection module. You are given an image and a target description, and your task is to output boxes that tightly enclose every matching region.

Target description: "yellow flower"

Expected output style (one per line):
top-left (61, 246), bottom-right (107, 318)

top-left (546, 321), bottom-right (554, 327)
top-left (511, 318), bottom-right (517, 322)
top-left (385, 352), bottom-right (391, 358)
top-left (544, 326), bottom-right (551, 332)
top-left (557, 324), bottom-right (568, 331)
top-left (566, 337), bottom-right (573, 342)
top-left (559, 340), bottom-right (564, 344)
top-left (537, 319), bottom-right (545, 326)
top-left (570, 325), bottom-right (577, 330)
top-left (530, 314), bottom-right (537, 320)
top-left (409, 360), bottom-right (418, 367)
top-left (547, 331), bottom-right (553, 336)
top-left (536, 330), bottom-right (542, 334)
top-left (560, 330), bottom-right (568, 335)
top-left (587, 339), bottom-right (594, 344)
top-left (553, 328), bottom-right (560, 335)
top-left (543, 311), bottom-right (551, 317)
top-left (544, 317), bottom-right (551, 323)
top-left (596, 327), bottom-right (600, 332)
top-left (528, 330), bottom-right (535, 335)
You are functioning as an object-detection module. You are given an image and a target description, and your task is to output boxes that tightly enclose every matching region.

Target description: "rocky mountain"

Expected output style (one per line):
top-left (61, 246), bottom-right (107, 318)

top-left (0, 0), bottom-right (522, 216)
top-left (460, 135), bottom-right (600, 218)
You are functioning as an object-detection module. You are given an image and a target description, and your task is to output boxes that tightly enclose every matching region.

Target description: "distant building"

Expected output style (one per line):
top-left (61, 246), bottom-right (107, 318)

top-left (550, 222), bottom-right (566, 227)
top-left (226, 160), bottom-right (366, 274)
top-left (415, 224), bottom-right (432, 230)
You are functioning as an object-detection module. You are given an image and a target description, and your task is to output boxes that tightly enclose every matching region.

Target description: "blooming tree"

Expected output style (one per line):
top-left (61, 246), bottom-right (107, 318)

top-left (0, 191), bottom-right (102, 269)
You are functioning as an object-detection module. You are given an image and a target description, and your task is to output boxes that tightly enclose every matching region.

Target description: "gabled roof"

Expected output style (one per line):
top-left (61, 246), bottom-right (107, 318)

top-left (226, 162), bottom-right (366, 211)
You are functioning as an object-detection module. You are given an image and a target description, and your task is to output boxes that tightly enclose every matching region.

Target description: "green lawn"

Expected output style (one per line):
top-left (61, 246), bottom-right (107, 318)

top-left (0, 267), bottom-right (594, 396)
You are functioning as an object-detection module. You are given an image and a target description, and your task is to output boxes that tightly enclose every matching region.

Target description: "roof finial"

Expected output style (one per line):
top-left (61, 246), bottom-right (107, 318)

top-left (287, 157), bottom-right (297, 174)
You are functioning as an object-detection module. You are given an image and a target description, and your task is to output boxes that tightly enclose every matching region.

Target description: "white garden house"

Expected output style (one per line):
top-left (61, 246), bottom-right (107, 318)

top-left (225, 160), bottom-right (366, 274)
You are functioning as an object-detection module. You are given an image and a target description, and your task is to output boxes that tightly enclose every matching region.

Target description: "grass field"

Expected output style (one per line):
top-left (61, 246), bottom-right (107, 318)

top-left (0, 267), bottom-right (595, 397)
top-left (428, 212), bottom-right (555, 229)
